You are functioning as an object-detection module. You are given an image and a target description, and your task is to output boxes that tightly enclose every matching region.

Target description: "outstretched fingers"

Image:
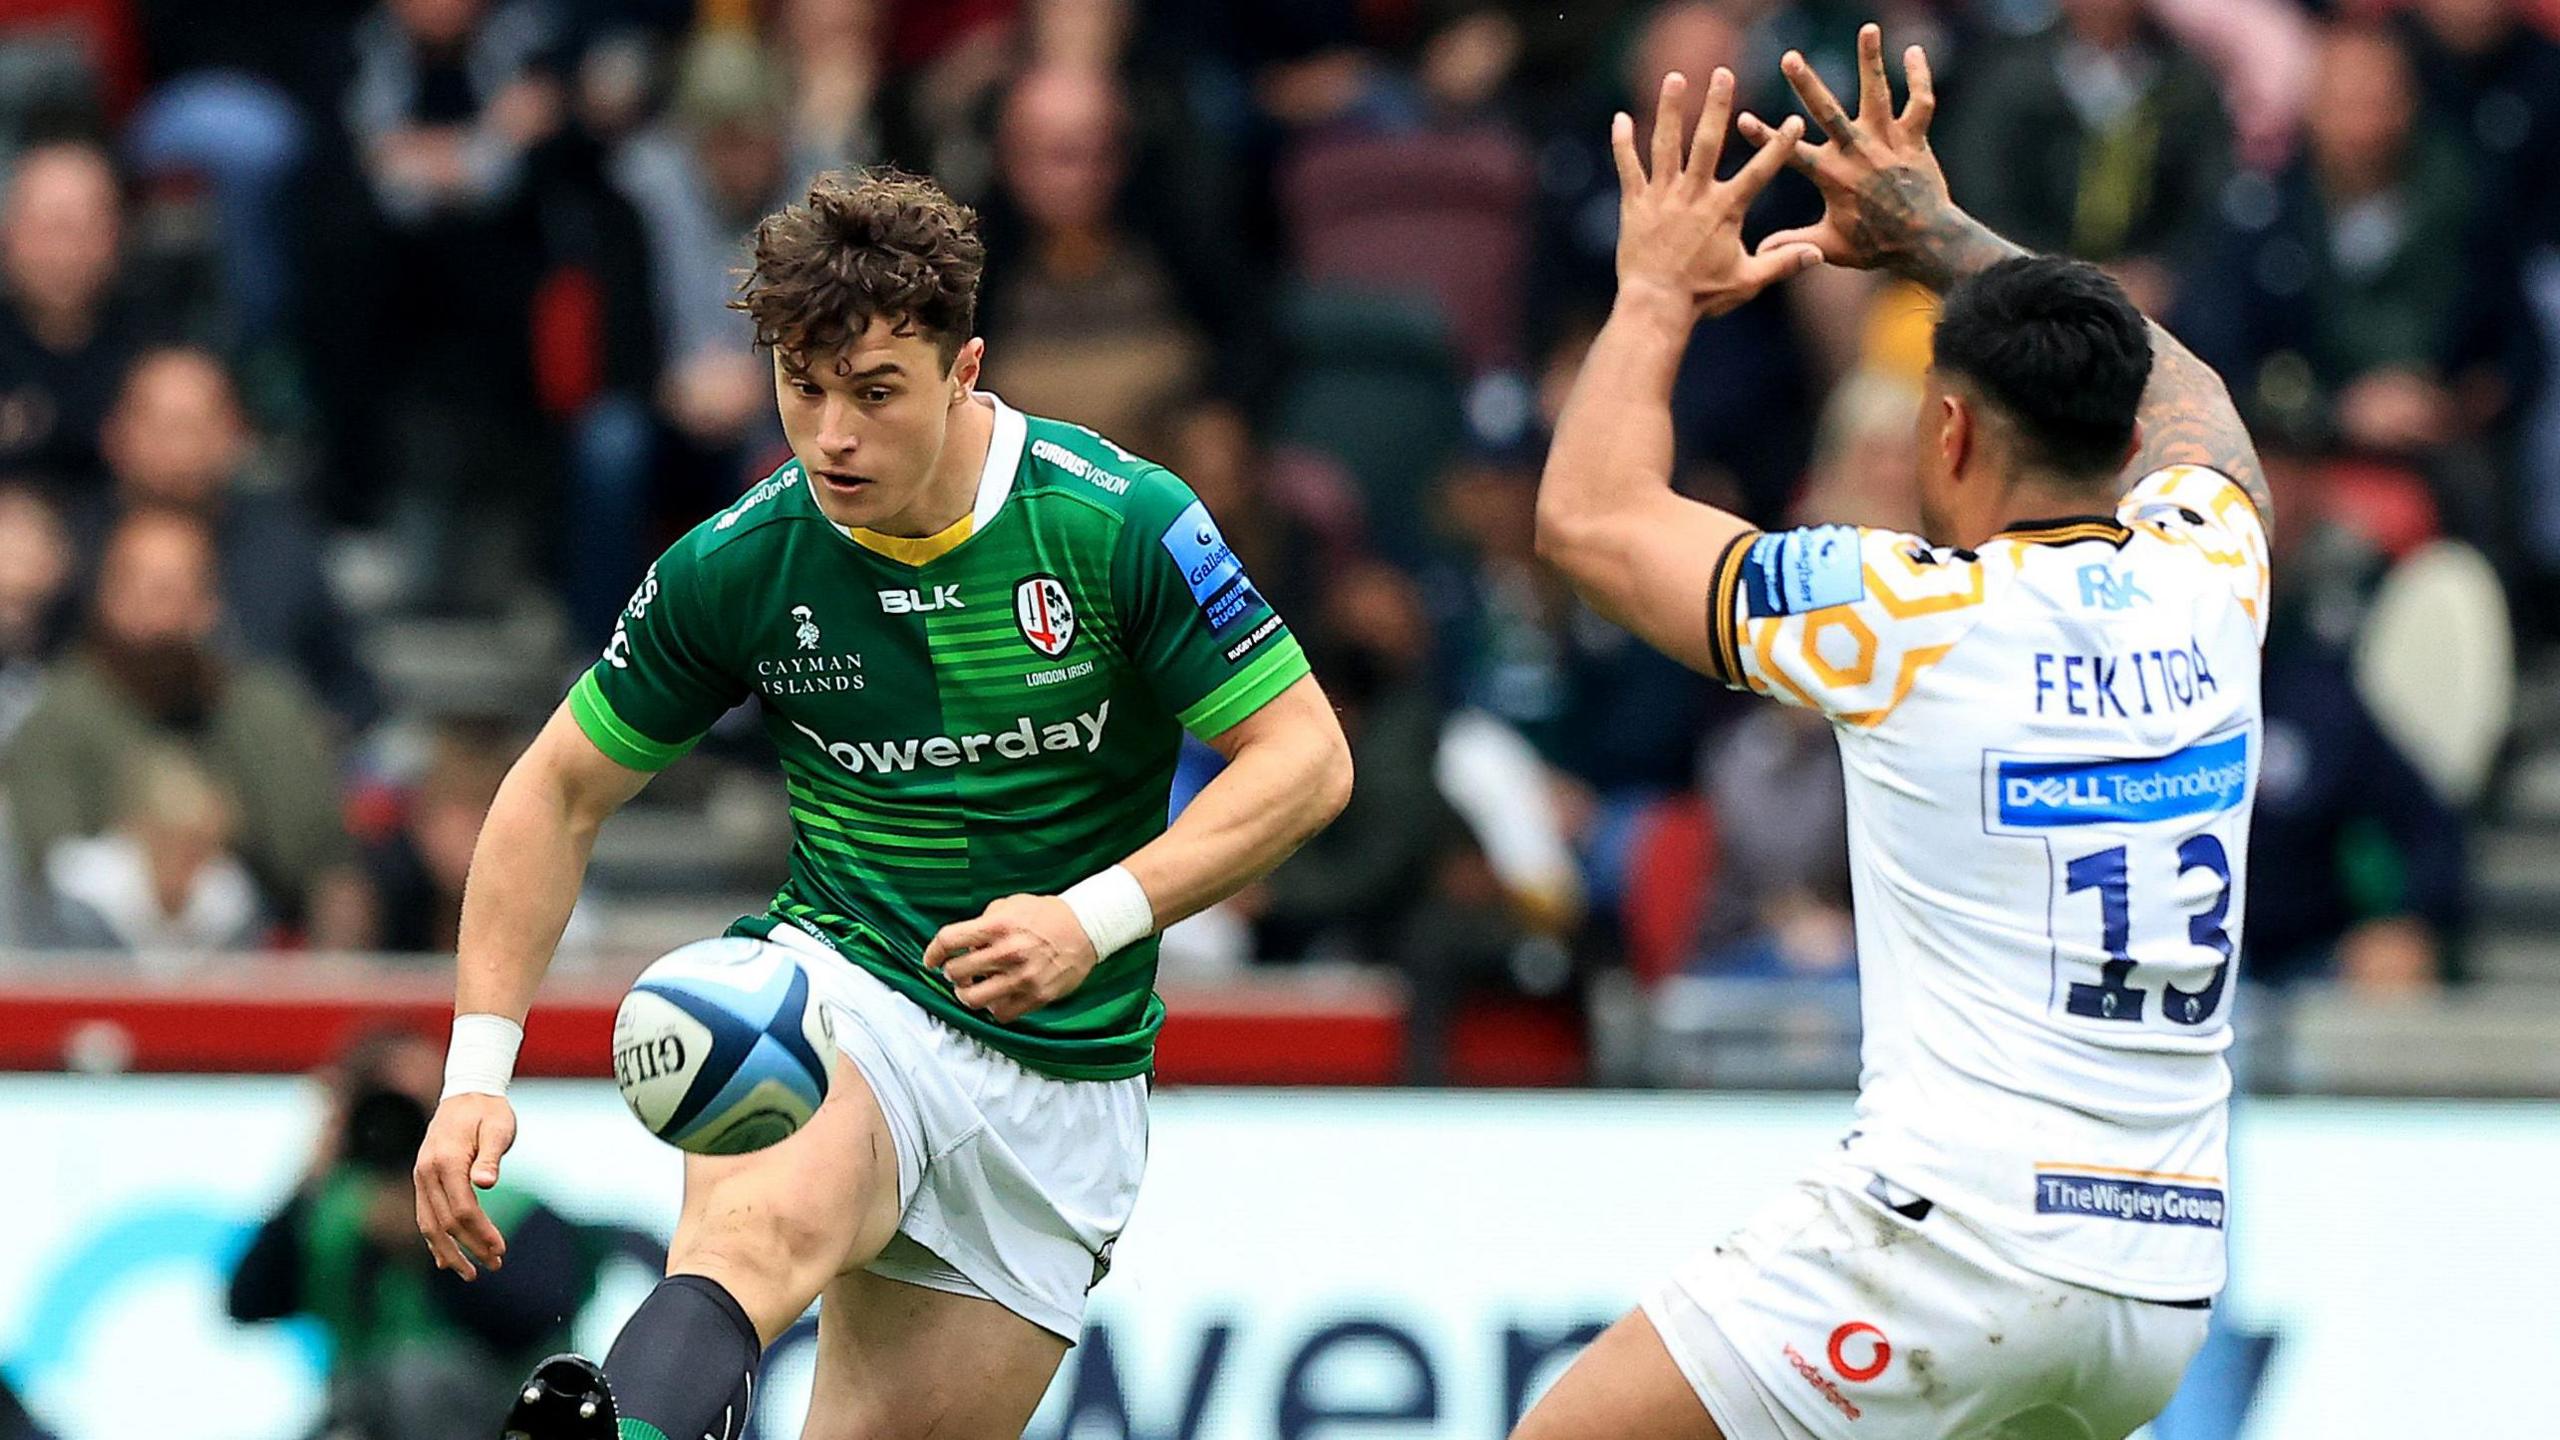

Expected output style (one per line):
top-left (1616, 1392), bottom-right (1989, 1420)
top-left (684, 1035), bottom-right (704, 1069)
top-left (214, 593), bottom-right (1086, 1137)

top-left (1685, 68), bottom-right (1736, 185)
top-left (1610, 111), bottom-right (1643, 196)
top-left (1900, 44), bottom-right (1936, 137)
top-left (1781, 49), bottom-right (1853, 145)
top-left (1855, 23), bottom-right (1889, 121)
top-left (1721, 113), bottom-right (1805, 207)
top-left (1650, 71), bottom-right (1688, 183)
top-left (1737, 111), bottom-right (1819, 177)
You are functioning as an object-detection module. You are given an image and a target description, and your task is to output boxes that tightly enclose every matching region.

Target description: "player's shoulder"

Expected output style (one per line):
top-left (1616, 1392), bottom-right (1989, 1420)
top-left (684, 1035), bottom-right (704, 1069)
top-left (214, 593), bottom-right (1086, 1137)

top-left (2118, 465), bottom-right (2266, 543)
top-left (1016, 412), bottom-right (1194, 524)
top-left (1735, 523), bottom-right (1998, 624)
top-left (683, 460), bottom-right (820, 561)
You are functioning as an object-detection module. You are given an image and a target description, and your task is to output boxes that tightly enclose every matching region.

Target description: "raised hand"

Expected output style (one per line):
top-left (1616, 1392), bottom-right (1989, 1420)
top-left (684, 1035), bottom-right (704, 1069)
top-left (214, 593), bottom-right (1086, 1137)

top-left (1738, 24), bottom-right (2009, 289)
top-left (1612, 67), bottom-right (1823, 320)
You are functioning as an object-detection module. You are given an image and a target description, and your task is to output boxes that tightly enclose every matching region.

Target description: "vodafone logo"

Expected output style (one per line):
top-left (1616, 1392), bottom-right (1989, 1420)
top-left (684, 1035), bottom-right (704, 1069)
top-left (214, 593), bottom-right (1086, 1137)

top-left (1783, 1322), bottom-right (1891, 1424)
top-left (1827, 1322), bottom-right (1892, 1382)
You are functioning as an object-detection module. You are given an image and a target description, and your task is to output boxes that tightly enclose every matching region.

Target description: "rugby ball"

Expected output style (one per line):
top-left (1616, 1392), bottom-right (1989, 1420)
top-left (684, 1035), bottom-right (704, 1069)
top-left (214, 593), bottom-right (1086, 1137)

top-left (612, 937), bottom-right (835, 1155)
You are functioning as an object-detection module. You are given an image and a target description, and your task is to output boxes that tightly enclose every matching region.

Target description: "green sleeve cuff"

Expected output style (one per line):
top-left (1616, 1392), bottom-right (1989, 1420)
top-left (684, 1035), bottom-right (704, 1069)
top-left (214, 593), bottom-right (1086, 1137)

top-left (569, 670), bottom-right (702, 772)
top-left (1176, 633), bottom-right (1310, 738)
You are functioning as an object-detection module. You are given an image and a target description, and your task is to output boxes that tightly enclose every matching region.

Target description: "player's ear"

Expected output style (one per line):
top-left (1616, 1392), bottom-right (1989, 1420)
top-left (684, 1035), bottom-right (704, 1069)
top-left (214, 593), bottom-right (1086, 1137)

top-left (1942, 393), bottom-right (1973, 479)
top-left (2118, 422), bottom-right (2143, 478)
top-left (948, 336), bottom-right (986, 399)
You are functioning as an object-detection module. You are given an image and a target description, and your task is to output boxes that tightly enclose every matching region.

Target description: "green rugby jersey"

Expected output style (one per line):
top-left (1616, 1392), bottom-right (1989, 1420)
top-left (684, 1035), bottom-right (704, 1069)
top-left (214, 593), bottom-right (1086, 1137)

top-left (571, 398), bottom-right (1309, 1078)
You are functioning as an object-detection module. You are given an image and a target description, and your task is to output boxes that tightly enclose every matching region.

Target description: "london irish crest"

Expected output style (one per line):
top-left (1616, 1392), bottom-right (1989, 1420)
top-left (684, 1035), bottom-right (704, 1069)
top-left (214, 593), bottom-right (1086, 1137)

top-left (1015, 575), bottom-right (1075, 658)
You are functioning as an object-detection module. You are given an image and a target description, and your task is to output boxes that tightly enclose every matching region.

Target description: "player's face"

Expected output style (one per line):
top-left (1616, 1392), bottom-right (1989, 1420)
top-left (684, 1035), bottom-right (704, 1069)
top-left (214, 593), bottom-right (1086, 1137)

top-left (775, 320), bottom-right (986, 534)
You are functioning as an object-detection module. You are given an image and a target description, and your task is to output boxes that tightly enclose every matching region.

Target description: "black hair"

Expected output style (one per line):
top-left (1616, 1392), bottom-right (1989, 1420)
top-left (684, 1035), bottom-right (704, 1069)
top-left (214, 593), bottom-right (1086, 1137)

top-left (1932, 256), bottom-right (2152, 482)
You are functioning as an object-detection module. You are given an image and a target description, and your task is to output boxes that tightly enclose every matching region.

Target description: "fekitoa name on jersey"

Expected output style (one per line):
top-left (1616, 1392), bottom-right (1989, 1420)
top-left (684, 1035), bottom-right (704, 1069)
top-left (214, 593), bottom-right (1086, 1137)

top-left (786, 702), bottom-right (1110, 775)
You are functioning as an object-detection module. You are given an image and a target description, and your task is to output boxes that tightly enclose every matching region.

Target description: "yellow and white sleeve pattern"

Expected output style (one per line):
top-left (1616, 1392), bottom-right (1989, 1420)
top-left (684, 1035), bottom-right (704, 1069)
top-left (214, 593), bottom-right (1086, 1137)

top-left (1706, 524), bottom-right (1994, 727)
top-left (2118, 465), bottom-right (2272, 642)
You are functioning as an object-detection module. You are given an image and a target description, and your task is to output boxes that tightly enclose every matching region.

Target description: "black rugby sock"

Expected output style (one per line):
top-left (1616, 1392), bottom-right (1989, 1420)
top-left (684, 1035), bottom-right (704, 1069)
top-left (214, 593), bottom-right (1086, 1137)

top-left (602, 1273), bottom-right (763, 1440)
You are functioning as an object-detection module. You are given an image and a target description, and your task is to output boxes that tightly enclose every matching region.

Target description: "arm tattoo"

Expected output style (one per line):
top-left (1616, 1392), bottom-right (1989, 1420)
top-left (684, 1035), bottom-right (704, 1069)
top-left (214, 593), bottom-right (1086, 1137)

top-left (2130, 323), bottom-right (2273, 531)
top-left (1861, 178), bottom-right (2024, 292)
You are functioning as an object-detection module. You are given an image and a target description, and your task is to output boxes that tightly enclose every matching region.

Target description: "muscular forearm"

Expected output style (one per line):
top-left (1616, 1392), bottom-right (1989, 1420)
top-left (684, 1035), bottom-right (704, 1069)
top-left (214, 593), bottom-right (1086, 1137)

top-left (1535, 283), bottom-right (1693, 548)
top-left (1122, 724), bottom-right (1351, 932)
top-left (453, 758), bottom-right (611, 1021)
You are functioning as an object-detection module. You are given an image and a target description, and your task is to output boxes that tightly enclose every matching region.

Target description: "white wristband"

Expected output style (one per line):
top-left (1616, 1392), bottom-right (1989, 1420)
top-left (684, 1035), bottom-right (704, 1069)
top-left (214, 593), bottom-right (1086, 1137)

top-left (442, 1013), bottom-right (525, 1100)
top-left (1060, 866), bottom-right (1155, 959)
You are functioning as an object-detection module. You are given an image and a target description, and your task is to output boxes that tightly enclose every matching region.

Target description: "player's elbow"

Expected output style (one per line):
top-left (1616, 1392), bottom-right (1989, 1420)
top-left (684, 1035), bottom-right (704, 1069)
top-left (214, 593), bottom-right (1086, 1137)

top-left (1309, 723), bottom-right (1355, 828)
top-left (1531, 498), bottom-right (1605, 576)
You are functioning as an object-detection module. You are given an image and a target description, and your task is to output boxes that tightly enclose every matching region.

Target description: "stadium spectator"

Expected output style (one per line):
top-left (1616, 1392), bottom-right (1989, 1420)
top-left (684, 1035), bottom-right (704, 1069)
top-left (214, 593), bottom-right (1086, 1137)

top-left (776, 0), bottom-right (884, 168)
top-left (1531, 0), bottom-right (1825, 521)
top-left (363, 725), bottom-right (510, 954)
top-left (1688, 704), bottom-right (1852, 985)
top-left (2246, 449), bottom-right (2468, 993)
top-left (2399, 0), bottom-right (2560, 236)
top-left (0, 482), bottom-right (74, 748)
top-left (0, 140), bottom-right (140, 485)
top-left (305, 0), bottom-right (563, 607)
top-left (1248, 558), bottom-right (1533, 1079)
top-left (1793, 367), bottom-right (1924, 533)
top-left (86, 346), bottom-right (378, 727)
top-left (229, 1026), bottom-right (599, 1440)
top-left (609, 30), bottom-right (799, 620)
top-left (977, 63), bottom-right (1209, 441)
top-left (1428, 447), bottom-right (1725, 909)
top-left (2180, 23), bottom-right (2522, 476)
top-left (0, 509), bottom-right (372, 946)
top-left (1939, 0), bottom-right (2232, 316)
top-left (344, 0), bottom-right (559, 228)
top-left (1149, 394), bottom-right (1336, 624)
top-left (42, 742), bottom-right (265, 956)
top-left (1247, 560), bottom-right (1461, 968)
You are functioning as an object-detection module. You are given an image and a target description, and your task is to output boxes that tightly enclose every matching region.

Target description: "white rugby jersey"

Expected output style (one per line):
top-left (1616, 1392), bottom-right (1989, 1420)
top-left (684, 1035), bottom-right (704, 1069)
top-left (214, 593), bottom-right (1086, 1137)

top-left (1705, 465), bottom-right (2270, 1300)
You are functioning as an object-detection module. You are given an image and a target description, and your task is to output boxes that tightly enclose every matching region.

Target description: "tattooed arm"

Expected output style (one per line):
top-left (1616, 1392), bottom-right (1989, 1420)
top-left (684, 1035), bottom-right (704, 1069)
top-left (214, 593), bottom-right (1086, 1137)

top-left (1740, 24), bottom-right (2271, 533)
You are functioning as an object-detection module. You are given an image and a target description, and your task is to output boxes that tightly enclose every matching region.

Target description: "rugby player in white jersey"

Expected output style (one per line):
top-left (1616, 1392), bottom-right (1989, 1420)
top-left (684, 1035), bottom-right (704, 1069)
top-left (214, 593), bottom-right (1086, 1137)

top-left (1514, 24), bottom-right (2272, 1440)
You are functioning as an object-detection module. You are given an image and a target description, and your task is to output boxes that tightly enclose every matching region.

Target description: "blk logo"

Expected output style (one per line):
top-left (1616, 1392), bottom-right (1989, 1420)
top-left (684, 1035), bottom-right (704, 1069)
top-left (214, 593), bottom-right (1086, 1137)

top-left (2077, 564), bottom-right (2151, 611)
top-left (880, 584), bottom-right (965, 614)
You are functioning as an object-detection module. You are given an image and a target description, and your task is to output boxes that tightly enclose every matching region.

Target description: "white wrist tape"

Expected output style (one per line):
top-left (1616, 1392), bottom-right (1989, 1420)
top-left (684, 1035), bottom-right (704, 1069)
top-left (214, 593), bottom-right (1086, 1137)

top-left (441, 1013), bottom-right (525, 1099)
top-left (1060, 865), bottom-right (1155, 959)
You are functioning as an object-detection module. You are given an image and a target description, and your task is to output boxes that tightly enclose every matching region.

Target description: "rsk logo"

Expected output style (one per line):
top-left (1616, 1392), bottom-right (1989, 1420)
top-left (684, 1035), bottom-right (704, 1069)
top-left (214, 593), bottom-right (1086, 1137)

top-left (2077, 564), bottom-right (2151, 610)
top-left (880, 584), bottom-right (964, 614)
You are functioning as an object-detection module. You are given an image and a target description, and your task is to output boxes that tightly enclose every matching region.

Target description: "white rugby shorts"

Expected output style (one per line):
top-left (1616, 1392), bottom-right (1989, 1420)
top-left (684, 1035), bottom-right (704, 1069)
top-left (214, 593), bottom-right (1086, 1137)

top-left (1641, 1161), bottom-right (2209, 1440)
top-left (771, 923), bottom-right (1149, 1340)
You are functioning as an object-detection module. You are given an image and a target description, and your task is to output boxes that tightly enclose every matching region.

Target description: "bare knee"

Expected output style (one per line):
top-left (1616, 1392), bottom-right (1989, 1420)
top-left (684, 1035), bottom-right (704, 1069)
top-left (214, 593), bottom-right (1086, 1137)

top-left (667, 1201), bottom-right (850, 1342)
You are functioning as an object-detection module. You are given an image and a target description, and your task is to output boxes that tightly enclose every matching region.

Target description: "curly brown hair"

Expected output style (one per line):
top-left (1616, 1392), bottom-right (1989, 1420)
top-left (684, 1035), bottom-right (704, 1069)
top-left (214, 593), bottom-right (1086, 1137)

top-left (734, 167), bottom-right (985, 369)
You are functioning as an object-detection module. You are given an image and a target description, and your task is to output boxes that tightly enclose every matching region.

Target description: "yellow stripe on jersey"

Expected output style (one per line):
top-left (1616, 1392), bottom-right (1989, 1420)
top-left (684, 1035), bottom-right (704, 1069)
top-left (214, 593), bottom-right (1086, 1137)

top-left (1999, 518), bottom-right (2132, 547)
top-left (847, 511), bottom-right (975, 564)
top-left (1705, 529), bottom-right (1758, 686)
top-left (2034, 1160), bottom-right (2227, 1185)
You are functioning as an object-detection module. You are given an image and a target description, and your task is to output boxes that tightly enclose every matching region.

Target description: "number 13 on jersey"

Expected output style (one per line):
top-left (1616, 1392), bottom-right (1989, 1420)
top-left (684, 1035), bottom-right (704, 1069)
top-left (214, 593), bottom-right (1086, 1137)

top-left (1984, 732), bottom-right (2253, 1033)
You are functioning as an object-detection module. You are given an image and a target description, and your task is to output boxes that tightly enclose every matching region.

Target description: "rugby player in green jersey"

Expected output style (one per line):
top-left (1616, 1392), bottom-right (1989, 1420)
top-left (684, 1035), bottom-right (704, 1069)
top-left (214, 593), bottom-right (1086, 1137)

top-left (412, 169), bottom-right (1353, 1439)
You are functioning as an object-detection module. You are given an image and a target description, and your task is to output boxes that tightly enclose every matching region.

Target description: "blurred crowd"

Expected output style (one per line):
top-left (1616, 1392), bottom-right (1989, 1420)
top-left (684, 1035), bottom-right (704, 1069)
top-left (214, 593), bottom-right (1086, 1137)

top-left (0, 0), bottom-right (2544, 1062)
